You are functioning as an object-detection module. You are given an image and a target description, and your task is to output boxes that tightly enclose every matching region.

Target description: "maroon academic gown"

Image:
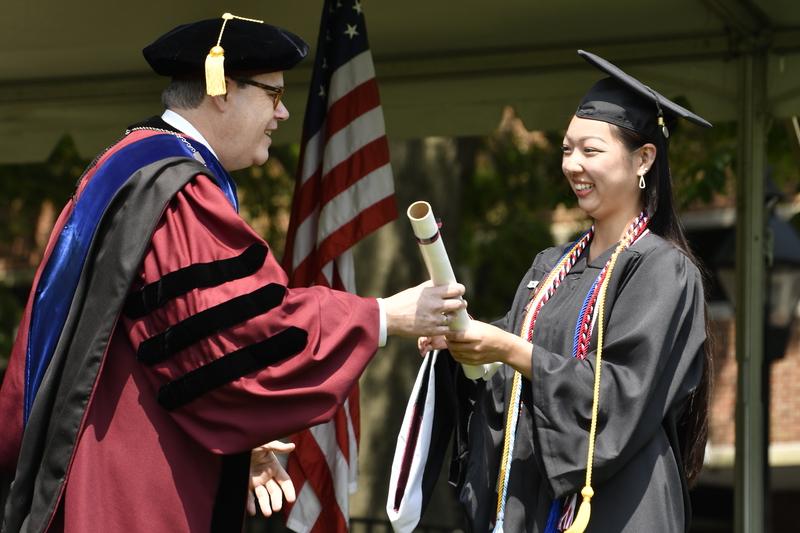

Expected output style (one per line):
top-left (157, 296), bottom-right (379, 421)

top-left (0, 136), bottom-right (379, 532)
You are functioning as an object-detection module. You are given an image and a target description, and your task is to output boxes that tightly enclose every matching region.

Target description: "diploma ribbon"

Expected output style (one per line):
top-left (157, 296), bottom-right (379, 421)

top-left (414, 219), bottom-right (443, 245)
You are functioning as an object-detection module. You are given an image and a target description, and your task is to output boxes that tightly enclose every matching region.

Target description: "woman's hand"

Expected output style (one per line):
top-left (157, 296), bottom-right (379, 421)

top-left (417, 335), bottom-right (448, 356)
top-left (247, 440), bottom-right (296, 517)
top-left (446, 321), bottom-right (533, 378)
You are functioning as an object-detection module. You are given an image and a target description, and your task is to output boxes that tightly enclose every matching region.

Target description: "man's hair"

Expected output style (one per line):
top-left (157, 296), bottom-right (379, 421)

top-left (161, 79), bottom-right (206, 110)
top-left (161, 78), bottom-right (250, 110)
top-left (161, 78), bottom-right (206, 109)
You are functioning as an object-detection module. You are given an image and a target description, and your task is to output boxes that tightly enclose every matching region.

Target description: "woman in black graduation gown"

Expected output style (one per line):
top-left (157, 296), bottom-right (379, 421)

top-left (393, 50), bottom-right (713, 533)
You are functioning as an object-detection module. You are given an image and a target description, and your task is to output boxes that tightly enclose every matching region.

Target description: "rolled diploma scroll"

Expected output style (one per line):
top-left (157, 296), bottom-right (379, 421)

top-left (407, 201), bottom-right (501, 380)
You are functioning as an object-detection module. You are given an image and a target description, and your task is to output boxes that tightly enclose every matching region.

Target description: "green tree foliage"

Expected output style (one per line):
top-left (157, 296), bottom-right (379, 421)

top-left (0, 136), bottom-right (82, 368)
top-left (766, 120), bottom-right (800, 195)
top-left (669, 118), bottom-right (800, 208)
top-left (457, 110), bottom-right (572, 319)
top-left (231, 144), bottom-right (299, 260)
top-left (0, 136), bottom-right (81, 262)
top-left (669, 121), bottom-right (737, 209)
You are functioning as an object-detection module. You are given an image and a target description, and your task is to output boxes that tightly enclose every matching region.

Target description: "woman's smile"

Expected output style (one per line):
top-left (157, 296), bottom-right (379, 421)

top-left (573, 182), bottom-right (595, 197)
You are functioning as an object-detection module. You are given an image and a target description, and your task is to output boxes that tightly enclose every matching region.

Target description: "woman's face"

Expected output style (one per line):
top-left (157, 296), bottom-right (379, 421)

top-left (561, 116), bottom-right (646, 223)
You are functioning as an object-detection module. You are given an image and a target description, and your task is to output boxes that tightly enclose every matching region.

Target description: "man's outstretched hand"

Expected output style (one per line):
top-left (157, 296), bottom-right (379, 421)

top-left (248, 440), bottom-right (296, 517)
top-left (383, 281), bottom-right (466, 338)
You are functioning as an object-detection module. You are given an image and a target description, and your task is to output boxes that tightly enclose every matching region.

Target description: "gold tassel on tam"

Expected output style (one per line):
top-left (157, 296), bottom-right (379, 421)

top-left (205, 44), bottom-right (227, 96)
top-left (204, 12), bottom-right (265, 96)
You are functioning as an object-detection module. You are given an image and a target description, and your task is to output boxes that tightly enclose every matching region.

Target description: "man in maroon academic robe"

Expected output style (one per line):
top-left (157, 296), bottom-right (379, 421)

top-left (0, 14), bottom-right (464, 532)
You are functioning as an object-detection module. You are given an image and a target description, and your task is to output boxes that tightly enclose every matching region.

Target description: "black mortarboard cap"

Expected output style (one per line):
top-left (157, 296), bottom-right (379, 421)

top-left (576, 49), bottom-right (712, 138)
top-left (143, 13), bottom-right (308, 95)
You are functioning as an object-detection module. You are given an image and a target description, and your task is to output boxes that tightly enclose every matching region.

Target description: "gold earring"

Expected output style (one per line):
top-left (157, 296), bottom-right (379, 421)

top-left (638, 173), bottom-right (646, 189)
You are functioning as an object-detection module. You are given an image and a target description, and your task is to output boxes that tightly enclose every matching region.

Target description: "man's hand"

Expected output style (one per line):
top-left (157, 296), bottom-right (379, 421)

top-left (247, 440), bottom-right (296, 517)
top-left (383, 281), bottom-right (466, 338)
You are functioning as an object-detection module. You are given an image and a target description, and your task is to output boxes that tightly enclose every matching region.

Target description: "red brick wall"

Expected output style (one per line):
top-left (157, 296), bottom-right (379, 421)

top-left (770, 325), bottom-right (800, 442)
top-left (708, 319), bottom-right (800, 447)
top-left (709, 320), bottom-right (737, 446)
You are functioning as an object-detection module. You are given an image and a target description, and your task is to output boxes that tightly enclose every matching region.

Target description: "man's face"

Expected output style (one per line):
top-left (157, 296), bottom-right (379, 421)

top-left (219, 71), bottom-right (289, 171)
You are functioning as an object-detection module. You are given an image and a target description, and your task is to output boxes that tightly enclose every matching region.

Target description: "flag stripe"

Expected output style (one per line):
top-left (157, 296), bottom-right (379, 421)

top-left (292, 133), bottom-right (389, 235)
top-left (288, 195), bottom-right (396, 304)
top-left (300, 132), bottom-right (324, 185)
top-left (346, 386), bottom-right (360, 490)
top-left (328, 51), bottom-right (376, 107)
top-left (307, 202), bottom-right (393, 283)
top-left (325, 78), bottom-right (381, 139)
top-left (286, 483), bottom-right (321, 533)
top-left (335, 406), bottom-right (350, 463)
top-left (310, 420), bottom-right (351, 511)
top-left (334, 251), bottom-right (356, 294)
top-left (321, 138), bottom-right (390, 206)
top-left (289, 431), bottom-right (348, 530)
top-left (316, 195), bottom-right (397, 268)
top-left (318, 163), bottom-right (395, 243)
top-left (322, 107), bottom-right (387, 178)
top-left (290, 208), bottom-right (318, 273)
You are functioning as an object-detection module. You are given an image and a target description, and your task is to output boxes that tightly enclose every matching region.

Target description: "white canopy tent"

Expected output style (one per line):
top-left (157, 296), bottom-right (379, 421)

top-left (1, 0), bottom-right (799, 163)
top-left (2, 2), bottom-right (799, 531)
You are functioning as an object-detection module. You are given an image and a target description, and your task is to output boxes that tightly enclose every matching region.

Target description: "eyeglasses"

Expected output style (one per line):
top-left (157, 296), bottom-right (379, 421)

top-left (231, 78), bottom-right (285, 110)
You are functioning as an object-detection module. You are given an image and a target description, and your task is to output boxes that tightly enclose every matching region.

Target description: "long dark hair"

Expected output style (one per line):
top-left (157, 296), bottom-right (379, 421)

top-left (613, 124), bottom-right (713, 486)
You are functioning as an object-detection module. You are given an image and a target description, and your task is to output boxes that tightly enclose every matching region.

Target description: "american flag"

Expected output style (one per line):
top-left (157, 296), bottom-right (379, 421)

top-left (282, 0), bottom-right (396, 531)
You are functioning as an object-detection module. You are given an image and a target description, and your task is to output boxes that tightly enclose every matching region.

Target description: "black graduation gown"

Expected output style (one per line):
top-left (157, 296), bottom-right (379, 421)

top-left (450, 232), bottom-right (706, 532)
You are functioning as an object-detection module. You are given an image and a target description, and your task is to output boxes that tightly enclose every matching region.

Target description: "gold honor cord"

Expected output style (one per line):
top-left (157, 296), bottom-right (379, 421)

top-left (493, 216), bottom-right (644, 532)
top-left (205, 13), bottom-right (266, 96)
top-left (495, 371), bottom-right (522, 519)
top-left (494, 239), bottom-right (587, 526)
top-left (564, 236), bottom-right (631, 533)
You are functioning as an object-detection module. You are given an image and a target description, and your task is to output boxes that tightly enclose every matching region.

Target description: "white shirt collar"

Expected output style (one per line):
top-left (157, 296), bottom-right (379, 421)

top-left (161, 109), bottom-right (219, 160)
